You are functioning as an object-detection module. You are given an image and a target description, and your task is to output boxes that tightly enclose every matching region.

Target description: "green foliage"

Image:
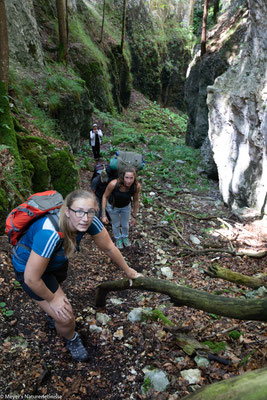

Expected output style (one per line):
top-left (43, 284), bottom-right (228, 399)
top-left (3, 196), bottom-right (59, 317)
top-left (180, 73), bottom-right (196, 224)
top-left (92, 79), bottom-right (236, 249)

top-left (0, 302), bottom-right (14, 318)
top-left (239, 349), bottom-right (257, 367)
top-left (138, 102), bottom-right (188, 136)
top-left (142, 193), bottom-right (154, 205)
top-left (208, 313), bottom-right (221, 320)
top-left (142, 377), bottom-right (152, 394)
top-left (13, 281), bottom-right (22, 290)
top-left (193, 6), bottom-right (204, 35)
top-left (146, 134), bottom-right (210, 193)
top-left (193, 2), bottom-right (221, 36)
top-left (76, 142), bottom-right (94, 169)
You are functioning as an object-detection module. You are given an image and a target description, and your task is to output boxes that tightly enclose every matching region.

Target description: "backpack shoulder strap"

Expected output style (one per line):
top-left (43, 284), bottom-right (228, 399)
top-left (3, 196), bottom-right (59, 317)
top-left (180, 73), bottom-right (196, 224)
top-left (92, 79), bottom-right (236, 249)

top-left (46, 213), bottom-right (60, 231)
top-left (13, 213), bottom-right (63, 262)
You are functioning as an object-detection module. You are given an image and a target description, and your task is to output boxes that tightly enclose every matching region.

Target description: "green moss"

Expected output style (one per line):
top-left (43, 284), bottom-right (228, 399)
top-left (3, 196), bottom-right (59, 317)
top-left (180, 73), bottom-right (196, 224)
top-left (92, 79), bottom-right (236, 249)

top-left (108, 45), bottom-right (132, 110)
top-left (17, 134), bottom-right (52, 191)
top-left (0, 83), bottom-right (23, 164)
top-left (151, 309), bottom-right (174, 326)
top-left (69, 17), bottom-right (115, 112)
top-left (24, 150), bottom-right (50, 191)
top-left (0, 188), bottom-right (9, 232)
top-left (16, 133), bottom-right (79, 196)
top-left (203, 341), bottom-right (227, 354)
top-left (0, 83), bottom-right (31, 199)
top-left (48, 150), bottom-right (79, 197)
top-left (228, 330), bottom-right (242, 340)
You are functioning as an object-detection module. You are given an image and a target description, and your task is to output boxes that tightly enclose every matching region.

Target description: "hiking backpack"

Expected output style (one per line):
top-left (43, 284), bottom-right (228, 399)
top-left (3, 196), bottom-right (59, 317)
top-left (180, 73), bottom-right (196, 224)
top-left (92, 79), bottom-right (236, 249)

top-left (109, 150), bottom-right (145, 175)
top-left (5, 190), bottom-right (64, 246)
top-left (91, 163), bottom-right (110, 183)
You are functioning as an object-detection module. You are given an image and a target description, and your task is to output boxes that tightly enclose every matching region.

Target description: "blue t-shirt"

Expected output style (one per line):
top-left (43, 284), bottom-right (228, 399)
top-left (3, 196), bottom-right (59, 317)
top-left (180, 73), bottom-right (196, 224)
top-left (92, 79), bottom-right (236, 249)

top-left (13, 215), bottom-right (103, 272)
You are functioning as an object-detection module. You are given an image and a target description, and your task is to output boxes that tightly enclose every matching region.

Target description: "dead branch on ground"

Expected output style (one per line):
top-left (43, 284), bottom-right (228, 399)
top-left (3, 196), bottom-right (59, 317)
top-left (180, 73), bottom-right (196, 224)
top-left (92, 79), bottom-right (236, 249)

top-left (95, 277), bottom-right (267, 321)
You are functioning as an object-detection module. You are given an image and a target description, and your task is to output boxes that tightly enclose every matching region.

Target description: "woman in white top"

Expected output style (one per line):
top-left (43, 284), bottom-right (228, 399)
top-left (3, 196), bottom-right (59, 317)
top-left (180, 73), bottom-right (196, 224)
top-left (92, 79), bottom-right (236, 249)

top-left (90, 123), bottom-right (103, 159)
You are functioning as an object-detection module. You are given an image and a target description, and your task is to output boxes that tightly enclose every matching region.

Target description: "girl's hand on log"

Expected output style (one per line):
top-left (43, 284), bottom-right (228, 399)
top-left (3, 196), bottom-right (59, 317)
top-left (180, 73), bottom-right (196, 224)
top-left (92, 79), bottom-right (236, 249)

top-left (126, 268), bottom-right (143, 286)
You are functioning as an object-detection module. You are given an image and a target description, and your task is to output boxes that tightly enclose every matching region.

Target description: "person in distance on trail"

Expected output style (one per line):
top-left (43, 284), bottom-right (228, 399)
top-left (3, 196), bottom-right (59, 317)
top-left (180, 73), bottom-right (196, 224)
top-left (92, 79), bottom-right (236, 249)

top-left (12, 189), bottom-right (142, 362)
top-left (90, 123), bottom-right (103, 160)
top-left (101, 167), bottom-right (141, 250)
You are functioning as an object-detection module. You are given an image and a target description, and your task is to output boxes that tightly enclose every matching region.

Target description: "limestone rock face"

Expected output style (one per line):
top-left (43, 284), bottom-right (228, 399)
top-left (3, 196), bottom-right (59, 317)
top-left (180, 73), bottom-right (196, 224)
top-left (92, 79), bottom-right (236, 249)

top-left (207, 0), bottom-right (267, 214)
top-left (6, 0), bottom-right (44, 67)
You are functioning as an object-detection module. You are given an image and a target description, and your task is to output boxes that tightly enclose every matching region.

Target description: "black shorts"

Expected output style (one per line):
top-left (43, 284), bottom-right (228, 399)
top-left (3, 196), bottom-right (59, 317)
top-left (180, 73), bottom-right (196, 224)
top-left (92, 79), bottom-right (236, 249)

top-left (14, 262), bottom-right (68, 302)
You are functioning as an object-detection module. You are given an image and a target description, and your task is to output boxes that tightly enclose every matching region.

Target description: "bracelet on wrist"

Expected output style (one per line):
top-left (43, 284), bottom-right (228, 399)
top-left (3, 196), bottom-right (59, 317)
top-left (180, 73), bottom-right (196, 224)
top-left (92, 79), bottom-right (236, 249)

top-left (132, 215), bottom-right (137, 218)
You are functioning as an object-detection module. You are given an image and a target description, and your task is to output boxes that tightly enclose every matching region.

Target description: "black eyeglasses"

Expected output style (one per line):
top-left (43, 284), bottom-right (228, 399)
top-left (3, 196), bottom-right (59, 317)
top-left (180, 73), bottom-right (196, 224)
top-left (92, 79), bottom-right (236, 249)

top-left (69, 207), bottom-right (96, 218)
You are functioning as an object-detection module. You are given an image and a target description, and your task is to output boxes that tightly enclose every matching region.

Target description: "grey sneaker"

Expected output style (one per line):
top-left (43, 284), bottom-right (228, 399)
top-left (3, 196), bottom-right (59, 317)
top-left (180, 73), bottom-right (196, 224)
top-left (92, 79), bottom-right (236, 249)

top-left (123, 237), bottom-right (131, 247)
top-left (66, 332), bottom-right (88, 362)
top-left (115, 239), bottom-right (123, 249)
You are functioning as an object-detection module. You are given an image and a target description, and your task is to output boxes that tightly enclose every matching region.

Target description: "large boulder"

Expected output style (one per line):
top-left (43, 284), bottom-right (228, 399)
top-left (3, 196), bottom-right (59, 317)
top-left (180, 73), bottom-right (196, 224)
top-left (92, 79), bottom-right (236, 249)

top-left (207, 0), bottom-right (267, 214)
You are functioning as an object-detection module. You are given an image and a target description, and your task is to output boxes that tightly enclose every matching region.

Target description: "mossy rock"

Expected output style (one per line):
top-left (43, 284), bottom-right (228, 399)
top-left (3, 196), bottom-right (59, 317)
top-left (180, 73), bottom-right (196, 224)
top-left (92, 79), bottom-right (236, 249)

top-left (0, 188), bottom-right (10, 234)
top-left (48, 150), bottom-right (79, 197)
top-left (0, 82), bottom-right (29, 195)
top-left (107, 44), bottom-right (132, 111)
top-left (24, 149), bottom-right (50, 192)
top-left (71, 45), bottom-right (114, 113)
top-left (17, 133), bottom-right (79, 197)
top-left (17, 134), bottom-right (52, 191)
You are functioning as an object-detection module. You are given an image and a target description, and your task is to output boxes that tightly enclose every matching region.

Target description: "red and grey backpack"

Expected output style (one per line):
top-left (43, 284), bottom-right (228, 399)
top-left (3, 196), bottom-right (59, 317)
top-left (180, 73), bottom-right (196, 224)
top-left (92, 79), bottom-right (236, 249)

top-left (5, 191), bottom-right (64, 257)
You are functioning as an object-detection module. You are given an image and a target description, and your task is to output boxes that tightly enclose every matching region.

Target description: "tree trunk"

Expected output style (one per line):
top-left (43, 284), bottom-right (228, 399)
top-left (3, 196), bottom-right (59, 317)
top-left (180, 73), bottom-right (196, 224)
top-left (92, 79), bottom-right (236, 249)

top-left (201, 0), bottom-right (209, 56)
top-left (206, 265), bottom-right (267, 289)
top-left (95, 277), bottom-right (267, 321)
top-left (183, 367), bottom-right (267, 400)
top-left (0, 0), bottom-right (9, 86)
top-left (56, 0), bottom-right (68, 64)
top-left (100, 0), bottom-right (106, 43)
top-left (120, 0), bottom-right (127, 53)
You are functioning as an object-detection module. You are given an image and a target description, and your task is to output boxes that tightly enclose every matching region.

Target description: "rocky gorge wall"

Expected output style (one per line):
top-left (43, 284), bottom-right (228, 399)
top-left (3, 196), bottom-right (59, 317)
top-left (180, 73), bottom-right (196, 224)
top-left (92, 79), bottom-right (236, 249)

top-left (125, 0), bottom-right (194, 109)
top-left (207, 0), bottom-right (267, 215)
top-left (185, 0), bottom-right (267, 215)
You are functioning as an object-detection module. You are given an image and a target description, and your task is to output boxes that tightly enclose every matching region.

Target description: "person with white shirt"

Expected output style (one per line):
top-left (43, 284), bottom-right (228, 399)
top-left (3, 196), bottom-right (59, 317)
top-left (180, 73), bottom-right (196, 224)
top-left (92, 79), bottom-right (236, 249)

top-left (90, 123), bottom-right (103, 159)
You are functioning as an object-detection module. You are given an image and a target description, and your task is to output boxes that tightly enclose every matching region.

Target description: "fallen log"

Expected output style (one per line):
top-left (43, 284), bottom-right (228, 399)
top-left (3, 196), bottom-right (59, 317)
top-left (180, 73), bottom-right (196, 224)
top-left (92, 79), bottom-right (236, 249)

top-left (95, 277), bottom-right (267, 321)
top-left (183, 367), bottom-right (267, 400)
top-left (206, 265), bottom-right (267, 289)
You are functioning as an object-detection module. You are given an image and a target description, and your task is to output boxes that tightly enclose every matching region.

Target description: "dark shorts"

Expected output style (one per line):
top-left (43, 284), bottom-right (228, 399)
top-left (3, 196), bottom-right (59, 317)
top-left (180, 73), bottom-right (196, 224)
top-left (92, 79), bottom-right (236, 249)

top-left (14, 262), bottom-right (68, 302)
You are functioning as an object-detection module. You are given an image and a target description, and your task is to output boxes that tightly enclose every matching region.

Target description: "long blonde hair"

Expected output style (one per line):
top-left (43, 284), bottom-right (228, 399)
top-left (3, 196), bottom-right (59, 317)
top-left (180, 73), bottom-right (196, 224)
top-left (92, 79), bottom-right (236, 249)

top-left (59, 189), bottom-right (98, 259)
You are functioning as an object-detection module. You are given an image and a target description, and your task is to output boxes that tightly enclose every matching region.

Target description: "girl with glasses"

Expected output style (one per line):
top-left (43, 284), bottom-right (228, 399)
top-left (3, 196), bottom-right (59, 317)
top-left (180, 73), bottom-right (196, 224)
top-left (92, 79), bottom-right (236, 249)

top-left (11, 189), bottom-right (142, 362)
